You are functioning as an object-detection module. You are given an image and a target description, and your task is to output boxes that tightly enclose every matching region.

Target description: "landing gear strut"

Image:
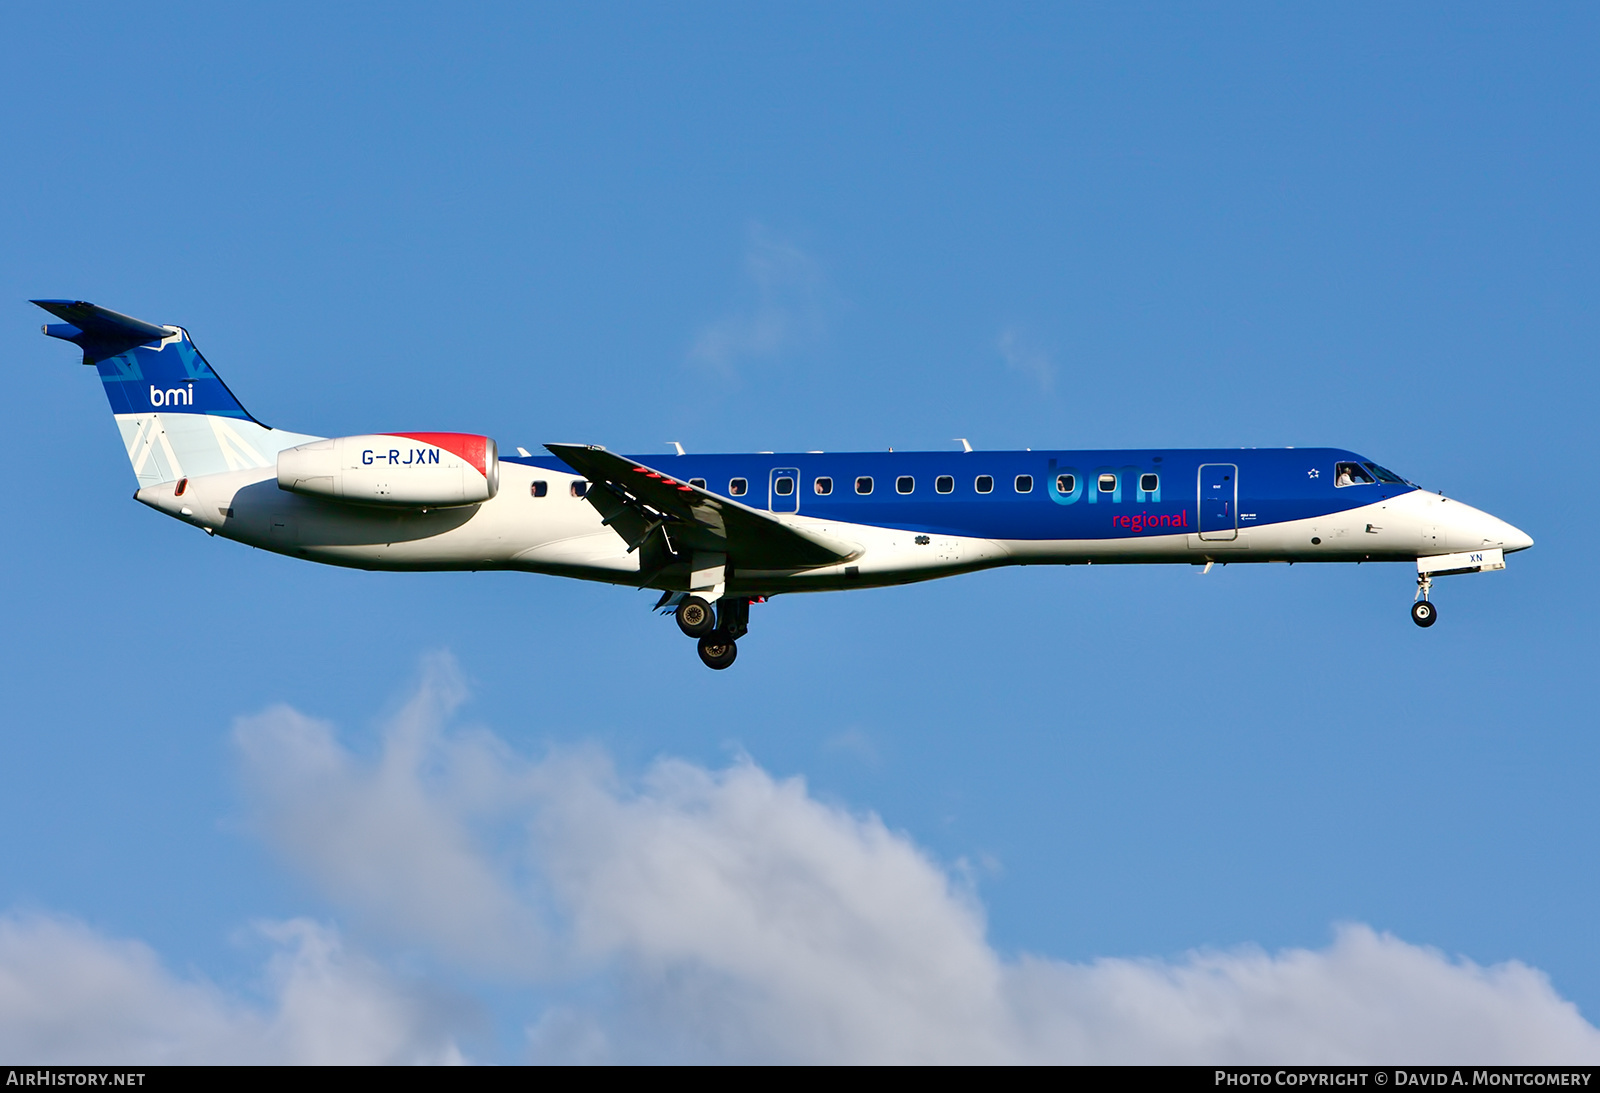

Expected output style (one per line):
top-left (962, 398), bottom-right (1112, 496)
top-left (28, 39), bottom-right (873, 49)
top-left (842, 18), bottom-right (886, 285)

top-left (695, 596), bottom-right (752, 669)
top-left (1411, 574), bottom-right (1438, 628)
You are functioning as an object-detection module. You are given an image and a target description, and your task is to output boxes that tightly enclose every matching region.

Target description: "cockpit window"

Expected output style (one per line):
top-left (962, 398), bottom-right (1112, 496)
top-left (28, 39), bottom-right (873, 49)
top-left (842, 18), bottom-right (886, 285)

top-left (1334, 462), bottom-right (1376, 487)
top-left (1363, 462), bottom-right (1410, 485)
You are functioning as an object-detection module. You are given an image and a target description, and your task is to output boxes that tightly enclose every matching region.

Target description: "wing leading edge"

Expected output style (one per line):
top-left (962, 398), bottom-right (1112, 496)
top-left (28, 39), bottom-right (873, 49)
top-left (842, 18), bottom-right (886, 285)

top-left (545, 444), bottom-right (860, 571)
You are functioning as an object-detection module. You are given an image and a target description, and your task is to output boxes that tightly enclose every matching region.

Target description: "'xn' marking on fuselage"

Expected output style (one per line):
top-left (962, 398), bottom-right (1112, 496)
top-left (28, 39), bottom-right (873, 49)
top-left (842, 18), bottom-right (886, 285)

top-left (363, 448), bottom-right (442, 466)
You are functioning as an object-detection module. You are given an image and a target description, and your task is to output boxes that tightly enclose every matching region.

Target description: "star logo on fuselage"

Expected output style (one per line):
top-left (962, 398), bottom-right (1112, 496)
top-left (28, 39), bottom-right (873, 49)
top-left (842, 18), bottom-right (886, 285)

top-left (1308, 468), bottom-right (1320, 479)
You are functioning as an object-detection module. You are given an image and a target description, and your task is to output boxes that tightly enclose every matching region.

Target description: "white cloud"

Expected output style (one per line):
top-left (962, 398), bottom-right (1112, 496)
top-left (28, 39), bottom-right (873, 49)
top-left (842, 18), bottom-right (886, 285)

top-left (688, 224), bottom-right (830, 375)
top-left (233, 653), bottom-right (548, 978)
top-left (997, 326), bottom-right (1055, 391)
top-left (0, 915), bottom-right (463, 1064)
top-left (1000, 928), bottom-right (1600, 1065)
top-left (11, 660), bottom-right (1592, 1065)
top-left (230, 657), bottom-right (1600, 1064)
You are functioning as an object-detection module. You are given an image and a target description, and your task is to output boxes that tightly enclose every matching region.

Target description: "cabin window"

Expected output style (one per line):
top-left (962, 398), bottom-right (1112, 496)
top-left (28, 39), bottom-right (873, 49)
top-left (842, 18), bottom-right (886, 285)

top-left (729, 478), bottom-right (748, 496)
top-left (815, 476), bottom-right (833, 495)
top-left (1098, 473), bottom-right (1117, 493)
top-left (1335, 463), bottom-right (1375, 488)
top-left (975, 475), bottom-right (994, 494)
top-left (1015, 475), bottom-right (1033, 493)
top-left (897, 476), bottom-right (915, 494)
top-left (570, 480), bottom-right (589, 498)
top-left (774, 476), bottom-right (795, 496)
top-left (531, 480), bottom-right (548, 498)
top-left (856, 476), bottom-right (873, 495)
top-left (689, 478), bottom-right (705, 489)
top-left (936, 475), bottom-right (954, 494)
top-left (1140, 473), bottom-right (1159, 492)
top-left (1056, 474), bottom-right (1075, 494)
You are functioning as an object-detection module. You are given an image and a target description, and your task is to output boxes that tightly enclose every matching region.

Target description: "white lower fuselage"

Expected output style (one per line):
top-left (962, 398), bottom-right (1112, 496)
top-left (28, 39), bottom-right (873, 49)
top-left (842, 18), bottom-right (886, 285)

top-left (135, 460), bottom-right (1530, 596)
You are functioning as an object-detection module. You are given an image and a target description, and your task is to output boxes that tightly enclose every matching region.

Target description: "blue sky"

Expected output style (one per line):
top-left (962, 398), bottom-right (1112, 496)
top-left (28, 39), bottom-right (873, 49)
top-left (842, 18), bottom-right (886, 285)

top-left (2, 3), bottom-right (1598, 1062)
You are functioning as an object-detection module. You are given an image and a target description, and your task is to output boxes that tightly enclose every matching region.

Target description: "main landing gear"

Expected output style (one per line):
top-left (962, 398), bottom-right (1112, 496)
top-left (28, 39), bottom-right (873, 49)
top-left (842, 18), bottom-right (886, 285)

top-left (668, 594), bottom-right (754, 669)
top-left (1411, 574), bottom-right (1438, 628)
top-left (697, 634), bottom-right (738, 670)
top-left (675, 597), bottom-right (715, 637)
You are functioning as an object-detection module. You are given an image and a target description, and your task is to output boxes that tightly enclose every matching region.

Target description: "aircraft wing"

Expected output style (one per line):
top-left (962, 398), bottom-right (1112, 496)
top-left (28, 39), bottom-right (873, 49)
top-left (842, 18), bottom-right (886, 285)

top-left (545, 444), bottom-right (860, 570)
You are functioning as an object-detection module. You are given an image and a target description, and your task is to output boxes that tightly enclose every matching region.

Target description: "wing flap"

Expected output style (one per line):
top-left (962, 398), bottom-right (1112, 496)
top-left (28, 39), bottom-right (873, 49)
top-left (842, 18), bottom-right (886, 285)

top-left (545, 444), bottom-right (859, 570)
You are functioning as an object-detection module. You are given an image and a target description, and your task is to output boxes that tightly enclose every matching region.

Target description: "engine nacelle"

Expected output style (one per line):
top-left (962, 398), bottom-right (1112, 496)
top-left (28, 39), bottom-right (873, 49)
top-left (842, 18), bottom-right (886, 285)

top-left (277, 433), bottom-right (499, 507)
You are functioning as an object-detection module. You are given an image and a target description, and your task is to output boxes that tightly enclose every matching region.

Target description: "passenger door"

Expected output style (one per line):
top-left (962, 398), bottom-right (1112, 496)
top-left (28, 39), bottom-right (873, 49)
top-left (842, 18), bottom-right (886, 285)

top-left (1198, 463), bottom-right (1238, 541)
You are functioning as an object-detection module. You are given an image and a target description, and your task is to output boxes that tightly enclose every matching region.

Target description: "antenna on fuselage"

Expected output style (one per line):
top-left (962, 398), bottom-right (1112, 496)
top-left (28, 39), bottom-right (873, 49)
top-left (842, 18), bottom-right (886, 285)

top-left (955, 438), bottom-right (973, 453)
top-left (667, 441), bottom-right (686, 456)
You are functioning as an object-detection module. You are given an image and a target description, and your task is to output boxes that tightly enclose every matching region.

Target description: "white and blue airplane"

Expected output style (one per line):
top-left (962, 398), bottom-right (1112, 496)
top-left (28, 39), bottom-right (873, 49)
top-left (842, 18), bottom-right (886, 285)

top-left (37, 299), bottom-right (1534, 669)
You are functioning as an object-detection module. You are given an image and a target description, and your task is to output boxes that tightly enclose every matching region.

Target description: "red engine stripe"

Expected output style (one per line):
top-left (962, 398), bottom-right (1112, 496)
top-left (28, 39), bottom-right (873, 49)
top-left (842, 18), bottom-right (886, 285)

top-left (388, 433), bottom-right (488, 476)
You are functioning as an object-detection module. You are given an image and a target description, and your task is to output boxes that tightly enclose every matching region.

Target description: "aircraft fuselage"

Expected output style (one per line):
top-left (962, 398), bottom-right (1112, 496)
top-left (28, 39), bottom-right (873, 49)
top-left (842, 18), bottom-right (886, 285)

top-left (136, 447), bottom-right (1530, 596)
top-left (35, 298), bottom-right (1532, 667)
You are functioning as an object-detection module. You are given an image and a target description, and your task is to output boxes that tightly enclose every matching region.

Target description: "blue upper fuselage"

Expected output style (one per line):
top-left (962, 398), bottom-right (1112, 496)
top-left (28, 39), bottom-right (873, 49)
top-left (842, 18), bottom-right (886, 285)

top-left (501, 447), bottom-right (1419, 542)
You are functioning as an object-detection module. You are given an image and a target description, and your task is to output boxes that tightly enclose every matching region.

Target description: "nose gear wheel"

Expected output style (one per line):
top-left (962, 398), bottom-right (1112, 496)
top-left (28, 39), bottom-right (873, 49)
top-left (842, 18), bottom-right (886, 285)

top-left (1411, 573), bottom-right (1437, 627)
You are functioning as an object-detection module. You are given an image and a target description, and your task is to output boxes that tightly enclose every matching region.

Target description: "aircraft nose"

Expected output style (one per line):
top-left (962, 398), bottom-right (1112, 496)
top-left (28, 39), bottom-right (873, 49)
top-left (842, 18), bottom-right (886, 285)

top-left (1502, 522), bottom-right (1534, 552)
top-left (1470, 506), bottom-right (1533, 553)
top-left (1436, 499), bottom-right (1533, 554)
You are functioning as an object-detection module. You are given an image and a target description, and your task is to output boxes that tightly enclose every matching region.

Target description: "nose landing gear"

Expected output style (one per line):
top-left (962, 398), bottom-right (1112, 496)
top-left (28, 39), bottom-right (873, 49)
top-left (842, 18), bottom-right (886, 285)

top-left (1411, 574), bottom-right (1438, 628)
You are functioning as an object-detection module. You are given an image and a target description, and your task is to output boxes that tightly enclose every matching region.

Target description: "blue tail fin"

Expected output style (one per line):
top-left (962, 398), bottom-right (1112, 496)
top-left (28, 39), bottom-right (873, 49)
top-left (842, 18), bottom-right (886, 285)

top-left (34, 299), bottom-right (260, 422)
top-left (35, 300), bottom-right (314, 486)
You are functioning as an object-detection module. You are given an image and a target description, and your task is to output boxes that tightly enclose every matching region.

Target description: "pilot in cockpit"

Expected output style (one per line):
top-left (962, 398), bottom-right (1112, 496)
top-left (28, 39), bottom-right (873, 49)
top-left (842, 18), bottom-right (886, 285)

top-left (1335, 462), bottom-right (1377, 487)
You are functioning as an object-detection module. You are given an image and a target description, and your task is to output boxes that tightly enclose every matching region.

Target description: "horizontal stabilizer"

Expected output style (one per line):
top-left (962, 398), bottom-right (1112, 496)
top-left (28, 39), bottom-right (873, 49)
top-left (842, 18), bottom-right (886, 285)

top-left (33, 299), bottom-right (173, 364)
top-left (546, 443), bottom-right (861, 570)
